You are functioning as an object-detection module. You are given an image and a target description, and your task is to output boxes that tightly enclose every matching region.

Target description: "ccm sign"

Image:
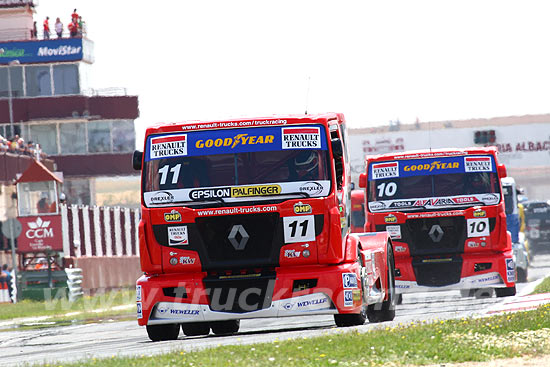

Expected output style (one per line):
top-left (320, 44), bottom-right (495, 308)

top-left (17, 215), bottom-right (63, 253)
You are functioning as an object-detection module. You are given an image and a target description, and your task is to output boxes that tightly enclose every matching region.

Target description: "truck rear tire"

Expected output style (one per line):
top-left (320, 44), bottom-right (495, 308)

top-left (211, 320), bottom-right (240, 335)
top-left (181, 322), bottom-right (211, 336)
top-left (367, 242), bottom-right (396, 323)
top-left (146, 323), bottom-right (180, 341)
top-left (334, 305), bottom-right (367, 327)
top-left (495, 286), bottom-right (516, 297)
top-left (517, 268), bottom-right (528, 283)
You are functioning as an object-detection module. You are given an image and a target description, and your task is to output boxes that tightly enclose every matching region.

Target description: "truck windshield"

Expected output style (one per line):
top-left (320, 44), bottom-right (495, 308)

top-left (142, 125), bottom-right (331, 207)
top-left (367, 155), bottom-right (501, 212)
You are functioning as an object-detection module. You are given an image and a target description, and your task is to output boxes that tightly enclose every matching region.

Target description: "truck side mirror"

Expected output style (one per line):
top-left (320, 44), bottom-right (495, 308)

top-left (133, 150), bottom-right (143, 171)
top-left (359, 173), bottom-right (367, 188)
top-left (497, 163), bottom-right (507, 178)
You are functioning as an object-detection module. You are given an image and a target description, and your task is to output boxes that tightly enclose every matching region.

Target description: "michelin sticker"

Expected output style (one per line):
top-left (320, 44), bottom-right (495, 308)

top-left (371, 162), bottom-right (399, 179)
top-left (150, 134), bottom-right (187, 159)
top-left (168, 226), bottom-right (189, 246)
top-left (342, 273), bottom-right (358, 288)
top-left (281, 127), bottom-right (321, 149)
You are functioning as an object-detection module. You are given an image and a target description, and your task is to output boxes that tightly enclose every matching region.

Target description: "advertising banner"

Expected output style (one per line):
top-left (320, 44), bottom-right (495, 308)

top-left (0, 38), bottom-right (84, 64)
top-left (16, 215), bottom-right (63, 252)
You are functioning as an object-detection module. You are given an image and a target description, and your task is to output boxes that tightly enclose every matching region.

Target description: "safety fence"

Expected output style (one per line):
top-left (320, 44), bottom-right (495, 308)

top-left (61, 205), bottom-right (140, 258)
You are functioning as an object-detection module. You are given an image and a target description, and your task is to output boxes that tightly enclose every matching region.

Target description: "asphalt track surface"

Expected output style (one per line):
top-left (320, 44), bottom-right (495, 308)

top-left (1, 254), bottom-right (549, 367)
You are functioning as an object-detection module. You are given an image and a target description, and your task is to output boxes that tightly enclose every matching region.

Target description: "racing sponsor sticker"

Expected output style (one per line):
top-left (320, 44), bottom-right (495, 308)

top-left (299, 181), bottom-right (324, 195)
top-left (386, 225), bottom-right (402, 239)
top-left (371, 162), bottom-right (399, 179)
top-left (137, 302), bottom-right (142, 319)
top-left (164, 210), bottom-right (182, 222)
top-left (150, 134), bottom-right (187, 159)
top-left (473, 209), bottom-right (486, 217)
top-left (284, 249), bottom-right (301, 258)
top-left (153, 302), bottom-right (201, 319)
top-left (342, 273), bottom-right (358, 288)
top-left (294, 202), bottom-right (312, 214)
top-left (464, 156), bottom-right (493, 172)
top-left (231, 184), bottom-right (281, 197)
top-left (394, 245), bottom-right (407, 253)
top-left (506, 258), bottom-right (516, 283)
top-left (190, 187), bottom-right (231, 200)
top-left (368, 201), bottom-right (386, 211)
top-left (344, 290), bottom-right (354, 307)
top-left (481, 194), bottom-right (500, 205)
top-left (149, 191), bottom-right (174, 205)
top-left (168, 226), bottom-right (189, 246)
top-left (280, 293), bottom-right (330, 312)
top-left (281, 127), bottom-right (321, 149)
top-left (136, 285), bottom-right (142, 302)
top-left (180, 256), bottom-right (195, 265)
top-left (384, 214), bottom-right (397, 223)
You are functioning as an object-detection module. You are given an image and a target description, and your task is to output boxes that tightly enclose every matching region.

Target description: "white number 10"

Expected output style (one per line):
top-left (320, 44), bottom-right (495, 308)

top-left (377, 182), bottom-right (397, 197)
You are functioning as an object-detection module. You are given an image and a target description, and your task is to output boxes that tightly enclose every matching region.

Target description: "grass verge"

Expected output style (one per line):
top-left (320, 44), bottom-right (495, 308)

top-left (37, 303), bottom-right (550, 367)
top-left (532, 276), bottom-right (550, 294)
top-left (0, 288), bottom-right (135, 328)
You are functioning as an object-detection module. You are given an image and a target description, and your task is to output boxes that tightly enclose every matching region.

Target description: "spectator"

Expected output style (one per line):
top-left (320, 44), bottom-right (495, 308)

top-left (68, 19), bottom-right (78, 38)
top-left (37, 193), bottom-right (51, 213)
top-left (43, 16), bottom-right (50, 39)
top-left (71, 8), bottom-right (79, 22)
top-left (55, 17), bottom-right (63, 38)
top-left (31, 21), bottom-right (37, 39)
top-left (78, 16), bottom-right (86, 36)
top-left (1, 264), bottom-right (12, 300)
top-left (24, 141), bottom-right (35, 157)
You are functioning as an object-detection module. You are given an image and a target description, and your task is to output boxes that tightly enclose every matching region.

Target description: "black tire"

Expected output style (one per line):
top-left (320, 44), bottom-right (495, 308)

top-left (495, 286), bottom-right (516, 297)
top-left (146, 323), bottom-right (180, 341)
top-left (210, 320), bottom-right (240, 335)
top-left (474, 288), bottom-right (494, 299)
top-left (460, 289), bottom-right (473, 298)
top-left (367, 242), bottom-right (396, 323)
top-left (516, 268), bottom-right (528, 283)
top-left (181, 322), bottom-right (210, 336)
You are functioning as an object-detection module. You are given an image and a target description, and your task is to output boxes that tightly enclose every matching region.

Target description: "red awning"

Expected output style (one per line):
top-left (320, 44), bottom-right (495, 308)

top-left (16, 159), bottom-right (63, 184)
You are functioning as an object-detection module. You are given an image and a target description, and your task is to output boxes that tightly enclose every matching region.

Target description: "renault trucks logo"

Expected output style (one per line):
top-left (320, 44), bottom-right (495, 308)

top-left (150, 134), bottom-right (187, 159)
top-left (371, 162), bottom-right (399, 179)
top-left (228, 225), bottom-right (249, 250)
top-left (281, 127), bottom-right (321, 149)
top-left (428, 225), bottom-right (444, 242)
top-left (464, 156), bottom-right (492, 172)
top-left (26, 217), bottom-right (52, 239)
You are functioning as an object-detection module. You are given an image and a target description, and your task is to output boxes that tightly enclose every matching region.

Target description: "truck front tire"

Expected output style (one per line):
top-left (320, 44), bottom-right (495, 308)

top-left (146, 323), bottom-right (180, 341)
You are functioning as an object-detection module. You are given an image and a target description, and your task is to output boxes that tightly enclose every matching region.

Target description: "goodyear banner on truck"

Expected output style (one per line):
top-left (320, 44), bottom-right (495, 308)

top-left (369, 155), bottom-right (495, 180)
top-left (144, 125), bottom-right (328, 161)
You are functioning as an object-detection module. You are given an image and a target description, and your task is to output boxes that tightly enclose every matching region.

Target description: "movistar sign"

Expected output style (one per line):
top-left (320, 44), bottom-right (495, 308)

top-left (0, 38), bottom-right (88, 64)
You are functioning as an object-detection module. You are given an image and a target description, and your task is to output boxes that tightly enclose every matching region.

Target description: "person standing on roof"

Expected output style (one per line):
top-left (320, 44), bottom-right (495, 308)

top-left (43, 16), bottom-right (50, 39)
top-left (68, 18), bottom-right (79, 38)
top-left (71, 8), bottom-right (79, 22)
top-left (55, 17), bottom-right (63, 38)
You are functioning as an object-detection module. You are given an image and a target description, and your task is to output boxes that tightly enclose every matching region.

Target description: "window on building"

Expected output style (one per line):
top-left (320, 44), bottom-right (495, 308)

top-left (88, 121), bottom-right (111, 153)
top-left (112, 120), bottom-right (135, 153)
top-left (0, 66), bottom-right (24, 97)
top-left (26, 65), bottom-right (52, 97)
top-left (60, 122), bottom-right (86, 154)
top-left (53, 64), bottom-right (79, 95)
top-left (29, 124), bottom-right (57, 155)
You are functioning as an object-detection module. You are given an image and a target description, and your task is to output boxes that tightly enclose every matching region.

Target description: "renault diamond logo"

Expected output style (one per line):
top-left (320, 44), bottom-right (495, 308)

top-left (228, 225), bottom-right (249, 250)
top-left (428, 224), bottom-right (444, 243)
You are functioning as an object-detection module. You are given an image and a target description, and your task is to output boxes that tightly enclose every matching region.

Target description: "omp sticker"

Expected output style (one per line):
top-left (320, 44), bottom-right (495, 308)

top-left (384, 214), bottom-right (397, 223)
top-left (371, 162), bottom-right (399, 179)
top-left (386, 225), bottom-right (402, 239)
top-left (281, 127), bottom-right (321, 149)
top-left (294, 202), bottom-right (312, 214)
top-left (342, 273), bottom-right (358, 288)
top-left (164, 210), bottom-right (182, 222)
top-left (467, 218), bottom-right (490, 237)
top-left (506, 258), bottom-right (516, 283)
top-left (150, 134), bottom-right (187, 159)
top-left (344, 290), bottom-right (354, 307)
top-left (464, 156), bottom-right (493, 172)
top-left (168, 226), bottom-right (189, 246)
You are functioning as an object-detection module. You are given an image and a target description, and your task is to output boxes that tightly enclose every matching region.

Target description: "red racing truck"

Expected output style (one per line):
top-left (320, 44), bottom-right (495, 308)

top-left (134, 113), bottom-right (396, 341)
top-left (358, 147), bottom-right (516, 300)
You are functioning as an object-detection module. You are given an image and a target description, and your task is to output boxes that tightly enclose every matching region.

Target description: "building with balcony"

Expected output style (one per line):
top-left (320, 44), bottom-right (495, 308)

top-left (0, 1), bottom-right (140, 208)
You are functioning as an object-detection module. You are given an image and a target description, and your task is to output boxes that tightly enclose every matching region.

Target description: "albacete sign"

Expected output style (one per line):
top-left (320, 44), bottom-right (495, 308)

top-left (17, 215), bottom-right (63, 253)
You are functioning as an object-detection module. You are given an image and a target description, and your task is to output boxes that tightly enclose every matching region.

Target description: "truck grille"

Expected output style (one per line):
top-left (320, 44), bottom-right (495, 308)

top-left (412, 257), bottom-right (463, 287)
top-left (203, 272), bottom-right (276, 313)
